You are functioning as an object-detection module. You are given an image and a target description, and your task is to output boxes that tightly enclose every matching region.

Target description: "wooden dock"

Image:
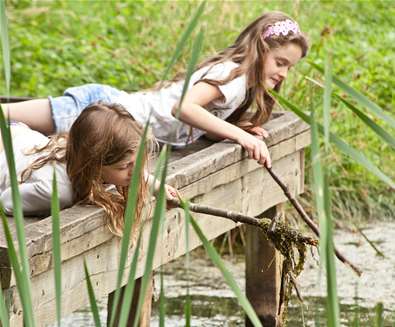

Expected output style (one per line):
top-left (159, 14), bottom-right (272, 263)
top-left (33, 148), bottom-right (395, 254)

top-left (0, 111), bottom-right (310, 326)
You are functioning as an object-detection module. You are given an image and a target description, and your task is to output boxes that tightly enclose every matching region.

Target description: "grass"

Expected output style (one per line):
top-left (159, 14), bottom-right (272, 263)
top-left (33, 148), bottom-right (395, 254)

top-left (2, 1), bottom-right (393, 222)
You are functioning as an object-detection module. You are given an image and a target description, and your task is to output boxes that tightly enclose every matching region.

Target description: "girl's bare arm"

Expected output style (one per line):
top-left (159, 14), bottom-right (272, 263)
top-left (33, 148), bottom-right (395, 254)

top-left (172, 82), bottom-right (272, 167)
top-left (1, 99), bottom-right (55, 135)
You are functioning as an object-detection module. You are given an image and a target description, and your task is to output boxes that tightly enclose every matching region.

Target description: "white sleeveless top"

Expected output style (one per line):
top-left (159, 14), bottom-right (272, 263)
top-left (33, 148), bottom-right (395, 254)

top-left (116, 61), bottom-right (247, 146)
top-left (0, 126), bottom-right (73, 216)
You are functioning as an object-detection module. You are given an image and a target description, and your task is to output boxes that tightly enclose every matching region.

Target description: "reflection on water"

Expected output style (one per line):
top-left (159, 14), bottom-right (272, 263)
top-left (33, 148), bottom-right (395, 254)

top-left (150, 295), bottom-right (394, 326)
top-left (58, 221), bottom-right (395, 326)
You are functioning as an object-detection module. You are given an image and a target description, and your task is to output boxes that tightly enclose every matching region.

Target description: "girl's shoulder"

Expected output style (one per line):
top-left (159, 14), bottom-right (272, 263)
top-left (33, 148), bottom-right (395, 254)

top-left (198, 60), bottom-right (240, 77)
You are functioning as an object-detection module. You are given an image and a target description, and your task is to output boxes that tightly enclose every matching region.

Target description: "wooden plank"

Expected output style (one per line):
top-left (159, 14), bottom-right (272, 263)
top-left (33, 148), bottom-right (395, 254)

top-left (0, 111), bottom-right (308, 251)
top-left (0, 128), bottom-right (310, 288)
top-left (7, 150), bottom-right (304, 326)
top-left (0, 129), bottom-right (309, 290)
top-left (167, 112), bottom-right (309, 189)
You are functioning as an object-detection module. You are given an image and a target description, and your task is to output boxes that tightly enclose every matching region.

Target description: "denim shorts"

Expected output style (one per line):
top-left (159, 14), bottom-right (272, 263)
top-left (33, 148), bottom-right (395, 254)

top-left (49, 83), bottom-right (127, 133)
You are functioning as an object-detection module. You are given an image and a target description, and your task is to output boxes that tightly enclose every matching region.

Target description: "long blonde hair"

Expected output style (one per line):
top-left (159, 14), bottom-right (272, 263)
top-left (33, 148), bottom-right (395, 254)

top-left (22, 102), bottom-right (153, 237)
top-left (175, 11), bottom-right (308, 128)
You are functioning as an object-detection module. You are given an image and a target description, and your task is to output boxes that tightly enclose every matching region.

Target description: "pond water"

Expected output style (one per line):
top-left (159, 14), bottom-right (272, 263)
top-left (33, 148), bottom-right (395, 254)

top-left (58, 221), bottom-right (395, 326)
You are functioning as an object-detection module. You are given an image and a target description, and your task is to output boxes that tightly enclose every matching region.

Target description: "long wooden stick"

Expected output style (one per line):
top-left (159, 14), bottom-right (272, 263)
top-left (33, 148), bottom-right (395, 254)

top-left (168, 198), bottom-right (317, 246)
top-left (266, 167), bottom-right (362, 276)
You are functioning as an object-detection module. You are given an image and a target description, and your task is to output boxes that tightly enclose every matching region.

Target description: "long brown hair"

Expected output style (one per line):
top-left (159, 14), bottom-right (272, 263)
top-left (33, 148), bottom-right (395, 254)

top-left (22, 103), bottom-right (153, 237)
top-left (175, 11), bottom-right (309, 128)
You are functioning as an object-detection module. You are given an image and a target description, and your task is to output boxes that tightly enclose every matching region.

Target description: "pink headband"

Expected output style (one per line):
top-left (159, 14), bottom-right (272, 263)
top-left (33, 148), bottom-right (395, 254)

top-left (263, 19), bottom-right (300, 39)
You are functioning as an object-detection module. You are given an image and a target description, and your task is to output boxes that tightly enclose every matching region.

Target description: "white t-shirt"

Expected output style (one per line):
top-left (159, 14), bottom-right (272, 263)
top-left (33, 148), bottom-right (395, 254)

top-left (0, 127), bottom-right (73, 216)
top-left (116, 61), bottom-right (247, 146)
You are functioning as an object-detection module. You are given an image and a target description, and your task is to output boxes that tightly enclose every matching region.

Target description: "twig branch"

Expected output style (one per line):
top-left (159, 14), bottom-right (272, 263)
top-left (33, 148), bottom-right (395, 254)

top-left (168, 198), bottom-right (317, 246)
top-left (265, 167), bottom-right (362, 276)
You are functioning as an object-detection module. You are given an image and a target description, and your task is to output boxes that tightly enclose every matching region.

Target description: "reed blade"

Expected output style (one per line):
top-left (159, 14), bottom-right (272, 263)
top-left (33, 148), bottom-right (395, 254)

top-left (159, 270), bottom-right (166, 327)
top-left (180, 199), bottom-right (263, 327)
top-left (1, 3), bottom-right (35, 324)
top-left (306, 76), bottom-right (395, 150)
top-left (310, 62), bottom-right (395, 129)
top-left (132, 146), bottom-right (169, 327)
top-left (375, 302), bottom-right (384, 327)
top-left (109, 118), bottom-right (150, 327)
top-left (0, 0), bottom-right (10, 95)
top-left (183, 200), bottom-right (192, 327)
top-left (336, 95), bottom-right (395, 150)
top-left (83, 261), bottom-right (102, 327)
top-left (311, 102), bottom-right (340, 327)
top-left (0, 205), bottom-right (13, 327)
top-left (51, 170), bottom-right (62, 326)
top-left (117, 234), bottom-right (142, 327)
top-left (160, 1), bottom-right (205, 83)
top-left (175, 29), bottom-right (204, 118)
top-left (0, 108), bottom-right (35, 326)
top-left (0, 203), bottom-right (32, 325)
top-left (273, 92), bottom-right (395, 189)
top-left (323, 51), bottom-right (332, 150)
top-left (0, 283), bottom-right (9, 327)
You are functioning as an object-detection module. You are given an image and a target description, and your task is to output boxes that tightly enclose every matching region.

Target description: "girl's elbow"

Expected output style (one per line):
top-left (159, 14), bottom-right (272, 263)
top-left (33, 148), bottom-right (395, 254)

top-left (171, 104), bottom-right (178, 117)
top-left (171, 102), bottom-right (187, 118)
top-left (171, 102), bottom-right (182, 118)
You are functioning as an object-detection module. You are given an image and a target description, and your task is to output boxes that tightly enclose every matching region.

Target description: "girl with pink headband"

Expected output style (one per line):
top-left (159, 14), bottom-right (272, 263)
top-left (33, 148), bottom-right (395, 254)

top-left (3, 11), bottom-right (308, 168)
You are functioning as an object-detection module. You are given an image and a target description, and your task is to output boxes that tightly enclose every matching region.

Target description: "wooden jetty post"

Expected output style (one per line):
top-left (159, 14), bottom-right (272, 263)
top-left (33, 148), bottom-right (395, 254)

top-left (0, 111), bottom-right (309, 326)
top-left (246, 205), bottom-right (285, 326)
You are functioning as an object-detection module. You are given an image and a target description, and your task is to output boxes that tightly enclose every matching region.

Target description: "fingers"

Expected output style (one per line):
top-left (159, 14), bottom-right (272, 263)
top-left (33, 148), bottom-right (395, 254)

top-left (249, 139), bottom-right (272, 168)
top-left (165, 185), bottom-right (178, 200)
top-left (260, 140), bottom-right (271, 168)
top-left (249, 126), bottom-right (269, 138)
top-left (257, 145), bottom-right (269, 167)
top-left (263, 146), bottom-right (272, 168)
top-left (165, 185), bottom-right (180, 210)
top-left (254, 143), bottom-right (260, 161)
top-left (261, 129), bottom-right (269, 138)
top-left (238, 132), bottom-right (272, 168)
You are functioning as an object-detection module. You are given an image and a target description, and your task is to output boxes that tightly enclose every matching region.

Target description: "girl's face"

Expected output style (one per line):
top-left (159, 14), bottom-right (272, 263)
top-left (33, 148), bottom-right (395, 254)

top-left (101, 153), bottom-right (136, 187)
top-left (263, 43), bottom-right (303, 90)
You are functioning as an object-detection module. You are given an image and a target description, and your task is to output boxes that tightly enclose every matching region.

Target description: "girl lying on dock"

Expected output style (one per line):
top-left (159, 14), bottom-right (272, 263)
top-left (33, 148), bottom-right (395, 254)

top-left (0, 102), bottom-right (177, 236)
top-left (2, 11), bottom-right (308, 169)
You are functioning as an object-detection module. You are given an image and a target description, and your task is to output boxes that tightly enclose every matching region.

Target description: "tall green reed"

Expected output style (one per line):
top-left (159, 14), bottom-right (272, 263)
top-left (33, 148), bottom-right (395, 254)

top-left (51, 171), bottom-right (62, 326)
top-left (311, 68), bottom-right (340, 326)
top-left (0, 0), bottom-right (9, 94)
top-left (107, 116), bottom-right (151, 327)
top-left (83, 260), bottom-right (102, 327)
top-left (0, 2), bottom-right (36, 325)
top-left (272, 92), bottom-right (395, 189)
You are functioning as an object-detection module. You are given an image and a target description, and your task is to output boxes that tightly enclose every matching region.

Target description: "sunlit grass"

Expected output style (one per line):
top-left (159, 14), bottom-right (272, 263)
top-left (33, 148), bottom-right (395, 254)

top-left (3, 1), bottom-right (393, 220)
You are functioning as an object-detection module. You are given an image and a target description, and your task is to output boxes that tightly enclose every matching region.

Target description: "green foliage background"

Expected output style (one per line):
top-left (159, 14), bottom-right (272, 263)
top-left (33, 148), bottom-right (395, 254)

top-left (2, 0), bottom-right (394, 221)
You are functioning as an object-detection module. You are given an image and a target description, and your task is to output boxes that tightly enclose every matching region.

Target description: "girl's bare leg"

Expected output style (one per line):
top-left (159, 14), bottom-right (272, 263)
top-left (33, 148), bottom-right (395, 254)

top-left (1, 99), bottom-right (55, 135)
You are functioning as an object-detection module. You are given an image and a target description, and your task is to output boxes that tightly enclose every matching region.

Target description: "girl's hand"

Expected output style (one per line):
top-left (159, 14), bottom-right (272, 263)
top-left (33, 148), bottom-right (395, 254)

top-left (246, 126), bottom-right (269, 138)
top-left (165, 184), bottom-right (179, 210)
top-left (236, 132), bottom-right (272, 168)
top-left (165, 184), bottom-right (178, 201)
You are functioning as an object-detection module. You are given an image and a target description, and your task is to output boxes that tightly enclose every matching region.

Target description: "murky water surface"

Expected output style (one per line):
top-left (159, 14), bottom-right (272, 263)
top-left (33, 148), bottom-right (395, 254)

top-left (58, 221), bottom-right (395, 326)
